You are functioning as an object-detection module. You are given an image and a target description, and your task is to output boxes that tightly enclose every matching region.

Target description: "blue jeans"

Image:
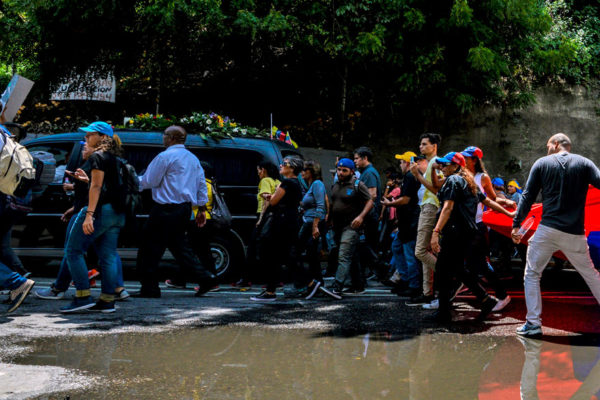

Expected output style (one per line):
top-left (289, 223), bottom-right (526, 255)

top-left (66, 204), bottom-right (125, 298)
top-left (334, 227), bottom-right (360, 286)
top-left (391, 236), bottom-right (420, 289)
top-left (0, 262), bottom-right (26, 290)
top-left (55, 214), bottom-right (124, 291)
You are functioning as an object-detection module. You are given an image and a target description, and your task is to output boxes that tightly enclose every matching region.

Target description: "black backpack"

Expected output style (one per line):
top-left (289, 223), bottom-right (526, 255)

top-left (117, 157), bottom-right (142, 218)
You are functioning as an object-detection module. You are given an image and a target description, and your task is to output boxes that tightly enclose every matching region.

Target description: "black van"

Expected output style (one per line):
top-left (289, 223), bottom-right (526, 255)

top-left (14, 131), bottom-right (303, 278)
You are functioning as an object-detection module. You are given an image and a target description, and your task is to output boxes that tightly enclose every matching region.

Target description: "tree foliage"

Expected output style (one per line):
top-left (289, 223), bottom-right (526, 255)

top-left (0, 0), bottom-right (597, 147)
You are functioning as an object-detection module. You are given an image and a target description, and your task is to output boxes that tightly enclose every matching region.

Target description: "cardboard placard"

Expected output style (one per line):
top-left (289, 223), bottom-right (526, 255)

top-left (0, 75), bottom-right (35, 122)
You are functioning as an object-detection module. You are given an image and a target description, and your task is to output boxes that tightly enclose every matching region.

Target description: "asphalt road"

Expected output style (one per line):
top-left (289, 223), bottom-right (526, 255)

top-left (1, 271), bottom-right (599, 399)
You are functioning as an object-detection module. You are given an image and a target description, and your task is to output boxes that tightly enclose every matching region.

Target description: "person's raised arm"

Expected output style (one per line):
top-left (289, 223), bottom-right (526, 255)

top-left (483, 197), bottom-right (516, 219)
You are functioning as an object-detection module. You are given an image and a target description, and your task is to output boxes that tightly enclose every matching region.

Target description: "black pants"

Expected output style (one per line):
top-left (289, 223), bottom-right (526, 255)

top-left (294, 220), bottom-right (326, 287)
top-left (258, 211), bottom-right (299, 292)
top-left (465, 222), bottom-right (508, 300)
top-left (437, 227), bottom-right (489, 313)
top-left (136, 203), bottom-right (213, 293)
top-left (186, 219), bottom-right (217, 277)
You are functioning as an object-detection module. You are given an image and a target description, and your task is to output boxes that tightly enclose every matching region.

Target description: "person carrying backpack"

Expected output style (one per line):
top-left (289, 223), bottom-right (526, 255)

top-left (0, 117), bottom-right (35, 313)
top-left (328, 158), bottom-right (374, 297)
top-left (60, 122), bottom-right (126, 313)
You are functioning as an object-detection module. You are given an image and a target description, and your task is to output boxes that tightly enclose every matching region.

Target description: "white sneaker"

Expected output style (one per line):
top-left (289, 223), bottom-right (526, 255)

top-left (389, 271), bottom-right (401, 284)
top-left (492, 295), bottom-right (511, 312)
top-left (422, 299), bottom-right (439, 310)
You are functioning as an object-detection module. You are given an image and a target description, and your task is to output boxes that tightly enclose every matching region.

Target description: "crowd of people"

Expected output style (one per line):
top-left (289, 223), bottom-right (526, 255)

top-left (1, 120), bottom-right (600, 336)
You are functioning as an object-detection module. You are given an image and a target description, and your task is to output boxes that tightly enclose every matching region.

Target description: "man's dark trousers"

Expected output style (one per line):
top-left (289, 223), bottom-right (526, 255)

top-left (137, 202), bottom-right (214, 295)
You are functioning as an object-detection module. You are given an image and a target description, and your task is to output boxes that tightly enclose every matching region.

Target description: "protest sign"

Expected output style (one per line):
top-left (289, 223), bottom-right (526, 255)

top-left (0, 75), bottom-right (35, 122)
top-left (51, 72), bottom-right (116, 103)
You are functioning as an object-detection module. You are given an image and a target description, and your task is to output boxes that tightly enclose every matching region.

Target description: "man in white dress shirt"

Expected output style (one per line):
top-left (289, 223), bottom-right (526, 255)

top-left (133, 125), bottom-right (216, 298)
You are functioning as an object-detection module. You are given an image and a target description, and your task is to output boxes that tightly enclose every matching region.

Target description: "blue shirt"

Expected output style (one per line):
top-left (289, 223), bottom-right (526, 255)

top-left (358, 163), bottom-right (381, 212)
top-left (139, 144), bottom-right (208, 206)
top-left (301, 179), bottom-right (327, 222)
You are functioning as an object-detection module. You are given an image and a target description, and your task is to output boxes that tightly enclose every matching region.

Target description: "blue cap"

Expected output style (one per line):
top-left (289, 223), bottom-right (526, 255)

top-left (79, 121), bottom-right (113, 138)
top-left (435, 152), bottom-right (466, 167)
top-left (492, 177), bottom-right (505, 187)
top-left (337, 158), bottom-right (355, 171)
top-left (461, 146), bottom-right (483, 159)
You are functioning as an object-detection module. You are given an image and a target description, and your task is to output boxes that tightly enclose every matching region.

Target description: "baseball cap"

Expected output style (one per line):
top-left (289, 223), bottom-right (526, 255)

top-left (492, 177), bottom-right (505, 187)
top-left (461, 146), bottom-right (483, 159)
top-left (337, 158), bottom-right (355, 171)
top-left (394, 151), bottom-right (417, 162)
top-left (435, 152), bottom-right (466, 168)
top-left (79, 121), bottom-right (114, 138)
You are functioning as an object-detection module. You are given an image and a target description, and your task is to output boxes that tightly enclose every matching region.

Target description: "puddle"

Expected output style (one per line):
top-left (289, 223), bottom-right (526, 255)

top-left (8, 327), bottom-right (600, 399)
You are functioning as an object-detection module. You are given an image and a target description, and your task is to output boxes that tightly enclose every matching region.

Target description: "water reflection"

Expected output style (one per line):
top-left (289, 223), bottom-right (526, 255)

top-left (11, 328), bottom-right (600, 399)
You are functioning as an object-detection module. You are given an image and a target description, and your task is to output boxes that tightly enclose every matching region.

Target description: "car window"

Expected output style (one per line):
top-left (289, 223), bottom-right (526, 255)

top-left (27, 142), bottom-right (75, 184)
top-left (190, 148), bottom-right (263, 186)
top-left (121, 145), bottom-right (163, 174)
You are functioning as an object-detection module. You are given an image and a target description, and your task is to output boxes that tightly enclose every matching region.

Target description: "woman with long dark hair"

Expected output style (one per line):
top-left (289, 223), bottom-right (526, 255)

top-left (295, 160), bottom-right (327, 298)
top-left (60, 122), bottom-right (126, 313)
top-left (234, 160), bottom-right (280, 289)
top-left (429, 152), bottom-right (515, 322)
top-left (462, 146), bottom-right (514, 312)
top-left (251, 156), bottom-right (304, 301)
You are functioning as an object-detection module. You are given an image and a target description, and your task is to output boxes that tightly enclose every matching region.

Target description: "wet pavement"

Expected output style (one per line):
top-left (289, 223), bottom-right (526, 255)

top-left (0, 274), bottom-right (599, 399)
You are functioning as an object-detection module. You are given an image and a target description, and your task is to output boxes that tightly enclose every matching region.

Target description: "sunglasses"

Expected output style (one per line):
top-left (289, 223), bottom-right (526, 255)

top-left (280, 161), bottom-right (292, 167)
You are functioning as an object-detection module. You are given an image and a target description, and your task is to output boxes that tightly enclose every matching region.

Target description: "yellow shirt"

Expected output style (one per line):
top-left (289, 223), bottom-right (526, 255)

top-left (421, 160), bottom-right (441, 208)
top-left (257, 177), bottom-right (280, 213)
top-left (193, 178), bottom-right (213, 219)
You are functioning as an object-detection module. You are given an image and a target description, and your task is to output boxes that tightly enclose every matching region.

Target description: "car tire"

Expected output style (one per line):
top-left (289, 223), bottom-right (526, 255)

top-left (209, 233), bottom-right (244, 281)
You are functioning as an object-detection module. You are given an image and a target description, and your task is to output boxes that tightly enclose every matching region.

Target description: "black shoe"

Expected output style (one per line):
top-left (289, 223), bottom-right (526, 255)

top-left (131, 290), bottom-right (161, 298)
top-left (328, 281), bottom-right (344, 297)
top-left (250, 290), bottom-right (277, 302)
top-left (343, 287), bottom-right (366, 296)
top-left (406, 294), bottom-right (435, 306)
top-left (393, 287), bottom-right (420, 298)
top-left (88, 300), bottom-right (116, 313)
top-left (478, 296), bottom-right (498, 321)
top-left (318, 285), bottom-right (342, 300)
top-left (195, 276), bottom-right (217, 297)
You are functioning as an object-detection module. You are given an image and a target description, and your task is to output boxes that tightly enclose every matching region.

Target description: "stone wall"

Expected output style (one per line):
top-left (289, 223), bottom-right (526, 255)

top-left (361, 85), bottom-right (600, 185)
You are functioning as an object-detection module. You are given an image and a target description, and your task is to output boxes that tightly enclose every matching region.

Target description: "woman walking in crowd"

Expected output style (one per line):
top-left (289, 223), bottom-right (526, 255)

top-left (251, 156), bottom-right (304, 301)
top-left (295, 160), bottom-right (327, 299)
top-left (36, 142), bottom-right (129, 301)
top-left (461, 146), bottom-right (514, 312)
top-left (60, 122), bottom-right (126, 313)
top-left (235, 161), bottom-right (280, 289)
top-left (429, 152), bottom-right (515, 322)
top-left (507, 180), bottom-right (522, 205)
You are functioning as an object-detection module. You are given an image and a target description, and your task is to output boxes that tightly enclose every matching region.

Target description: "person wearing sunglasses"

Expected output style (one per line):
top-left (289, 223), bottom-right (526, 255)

top-left (429, 152), bottom-right (515, 323)
top-left (251, 156), bottom-right (304, 301)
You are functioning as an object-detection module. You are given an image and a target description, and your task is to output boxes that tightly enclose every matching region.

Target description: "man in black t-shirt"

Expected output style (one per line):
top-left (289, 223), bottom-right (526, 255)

top-left (329, 158), bottom-right (373, 296)
top-left (383, 152), bottom-right (421, 296)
